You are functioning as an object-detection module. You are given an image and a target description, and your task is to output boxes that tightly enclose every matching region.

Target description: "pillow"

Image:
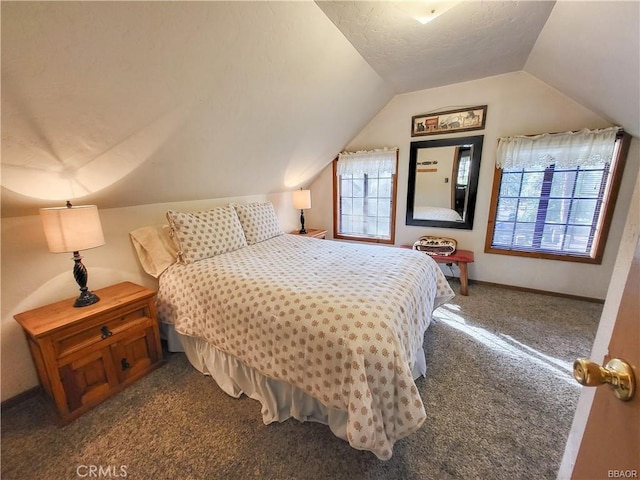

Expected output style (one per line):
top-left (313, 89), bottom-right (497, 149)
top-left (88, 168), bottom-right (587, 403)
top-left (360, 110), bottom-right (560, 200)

top-left (129, 225), bottom-right (179, 278)
top-left (232, 202), bottom-right (283, 245)
top-left (166, 205), bottom-right (247, 263)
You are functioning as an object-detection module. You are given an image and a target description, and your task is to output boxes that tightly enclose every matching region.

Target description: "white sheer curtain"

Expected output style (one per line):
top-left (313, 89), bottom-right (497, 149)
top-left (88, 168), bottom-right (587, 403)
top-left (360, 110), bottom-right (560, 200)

top-left (496, 127), bottom-right (620, 170)
top-left (337, 148), bottom-right (398, 176)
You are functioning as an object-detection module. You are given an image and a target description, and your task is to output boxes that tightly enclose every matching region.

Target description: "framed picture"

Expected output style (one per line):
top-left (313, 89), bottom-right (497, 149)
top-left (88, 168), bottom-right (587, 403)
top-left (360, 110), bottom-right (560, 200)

top-left (411, 105), bottom-right (487, 137)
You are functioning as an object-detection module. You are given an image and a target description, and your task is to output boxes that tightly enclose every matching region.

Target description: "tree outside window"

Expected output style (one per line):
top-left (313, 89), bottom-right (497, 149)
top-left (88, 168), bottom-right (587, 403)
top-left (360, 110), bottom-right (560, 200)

top-left (485, 128), bottom-right (630, 263)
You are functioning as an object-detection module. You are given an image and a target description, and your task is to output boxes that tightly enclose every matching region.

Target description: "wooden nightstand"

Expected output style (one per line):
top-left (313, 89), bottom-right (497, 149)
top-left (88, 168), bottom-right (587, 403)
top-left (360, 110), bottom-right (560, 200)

top-left (289, 228), bottom-right (327, 239)
top-left (14, 281), bottom-right (163, 423)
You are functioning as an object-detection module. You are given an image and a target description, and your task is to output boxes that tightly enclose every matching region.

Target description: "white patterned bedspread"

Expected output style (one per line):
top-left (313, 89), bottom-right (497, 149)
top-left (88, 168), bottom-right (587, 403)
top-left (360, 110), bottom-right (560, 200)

top-left (156, 234), bottom-right (454, 459)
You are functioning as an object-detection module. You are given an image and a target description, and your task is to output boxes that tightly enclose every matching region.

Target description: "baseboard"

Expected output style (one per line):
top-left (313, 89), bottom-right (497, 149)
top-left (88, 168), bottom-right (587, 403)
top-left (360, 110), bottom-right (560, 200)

top-left (1, 386), bottom-right (41, 411)
top-left (471, 279), bottom-right (605, 304)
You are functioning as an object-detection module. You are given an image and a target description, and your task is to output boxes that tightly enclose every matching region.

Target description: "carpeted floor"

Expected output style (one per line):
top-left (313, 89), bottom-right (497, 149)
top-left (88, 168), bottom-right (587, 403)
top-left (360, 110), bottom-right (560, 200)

top-left (1, 282), bottom-right (601, 480)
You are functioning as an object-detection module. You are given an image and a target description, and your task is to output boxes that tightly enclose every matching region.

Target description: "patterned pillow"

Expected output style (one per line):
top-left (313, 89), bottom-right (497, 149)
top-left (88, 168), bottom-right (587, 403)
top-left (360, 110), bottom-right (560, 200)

top-left (166, 206), bottom-right (247, 263)
top-left (233, 202), bottom-right (283, 245)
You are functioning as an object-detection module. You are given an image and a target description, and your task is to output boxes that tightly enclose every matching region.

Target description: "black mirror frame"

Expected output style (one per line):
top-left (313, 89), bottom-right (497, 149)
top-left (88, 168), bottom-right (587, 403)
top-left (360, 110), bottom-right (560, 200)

top-left (406, 135), bottom-right (484, 230)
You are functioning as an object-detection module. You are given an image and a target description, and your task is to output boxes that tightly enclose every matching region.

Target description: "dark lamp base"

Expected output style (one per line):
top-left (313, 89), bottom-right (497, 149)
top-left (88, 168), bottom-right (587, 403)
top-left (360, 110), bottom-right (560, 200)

top-left (74, 290), bottom-right (100, 308)
top-left (298, 209), bottom-right (307, 235)
top-left (71, 251), bottom-right (100, 307)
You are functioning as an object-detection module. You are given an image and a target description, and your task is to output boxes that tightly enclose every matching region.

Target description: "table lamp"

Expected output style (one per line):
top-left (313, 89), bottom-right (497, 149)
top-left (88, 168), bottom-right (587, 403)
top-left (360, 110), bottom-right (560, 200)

top-left (292, 189), bottom-right (311, 234)
top-left (40, 201), bottom-right (105, 307)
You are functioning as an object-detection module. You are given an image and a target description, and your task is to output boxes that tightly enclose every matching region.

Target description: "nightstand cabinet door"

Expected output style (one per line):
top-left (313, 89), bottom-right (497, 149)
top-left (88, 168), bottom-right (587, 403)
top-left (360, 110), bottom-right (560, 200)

top-left (59, 348), bottom-right (119, 412)
top-left (111, 326), bottom-right (159, 384)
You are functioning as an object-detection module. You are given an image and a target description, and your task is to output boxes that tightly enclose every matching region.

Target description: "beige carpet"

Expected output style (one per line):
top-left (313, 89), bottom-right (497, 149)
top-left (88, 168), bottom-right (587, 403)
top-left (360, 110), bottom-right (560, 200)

top-left (1, 282), bottom-right (601, 480)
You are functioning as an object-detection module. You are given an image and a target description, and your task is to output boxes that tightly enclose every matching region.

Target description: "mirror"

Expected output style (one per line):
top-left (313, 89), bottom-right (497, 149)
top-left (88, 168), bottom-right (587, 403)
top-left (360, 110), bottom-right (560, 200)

top-left (406, 135), bottom-right (483, 229)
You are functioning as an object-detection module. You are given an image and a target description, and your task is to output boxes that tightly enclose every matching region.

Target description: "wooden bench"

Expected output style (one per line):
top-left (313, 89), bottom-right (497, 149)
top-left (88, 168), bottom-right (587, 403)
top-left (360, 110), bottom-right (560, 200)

top-left (402, 247), bottom-right (475, 295)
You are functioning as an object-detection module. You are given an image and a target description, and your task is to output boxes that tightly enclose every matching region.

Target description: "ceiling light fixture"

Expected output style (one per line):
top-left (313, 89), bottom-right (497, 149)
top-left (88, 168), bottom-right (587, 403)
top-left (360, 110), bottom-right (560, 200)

top-left (395, 0), bottom-right (461, 25)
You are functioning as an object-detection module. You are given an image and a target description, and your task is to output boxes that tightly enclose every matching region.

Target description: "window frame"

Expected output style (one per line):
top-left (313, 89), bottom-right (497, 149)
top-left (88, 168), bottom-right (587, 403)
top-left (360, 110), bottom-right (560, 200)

top-left (332, 152), bottom-right (398, 245)
top-left (484, 131), bottom-right (630, 264)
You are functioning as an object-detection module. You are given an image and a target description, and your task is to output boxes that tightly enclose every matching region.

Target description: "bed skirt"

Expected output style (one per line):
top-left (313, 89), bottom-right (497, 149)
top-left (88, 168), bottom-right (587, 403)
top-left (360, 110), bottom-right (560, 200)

top-left (161, 322), bottom-right (428, 448)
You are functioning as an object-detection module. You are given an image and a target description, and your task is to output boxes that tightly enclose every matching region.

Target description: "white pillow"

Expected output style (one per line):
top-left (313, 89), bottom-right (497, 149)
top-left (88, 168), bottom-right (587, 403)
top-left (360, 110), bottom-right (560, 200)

top-left (129, 225), bottom-right (179, 278)
top-left (166, 205), bottom-right (247, 264)
top-left (233, 202), bottom-right (283, 245)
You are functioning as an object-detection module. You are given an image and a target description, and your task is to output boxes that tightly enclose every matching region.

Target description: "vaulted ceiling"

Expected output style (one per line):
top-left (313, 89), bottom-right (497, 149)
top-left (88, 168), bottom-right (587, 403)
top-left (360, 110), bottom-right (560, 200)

top-left (318, 1), bottom-right (639, 138)
top-left (317, 1), bottom-right (556, 94)
top-left (2, 1), bottom-right (638, 217)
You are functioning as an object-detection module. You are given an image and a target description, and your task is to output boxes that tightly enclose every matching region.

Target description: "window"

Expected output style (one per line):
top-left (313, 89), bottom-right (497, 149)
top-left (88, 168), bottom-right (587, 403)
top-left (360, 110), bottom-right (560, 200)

top-left (455, 147), bottom-right (471, 186)
top-left (485, 128), bottom-right (630, 263)
top-left (333, 148), bottom-right (398, 244)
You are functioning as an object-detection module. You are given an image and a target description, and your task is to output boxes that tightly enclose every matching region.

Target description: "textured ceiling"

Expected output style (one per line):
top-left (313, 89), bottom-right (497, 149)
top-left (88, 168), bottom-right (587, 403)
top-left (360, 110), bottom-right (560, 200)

top-left (317, 1), bottom-right (556, 93)
top-left (316, 0), bottom-right (639, 135)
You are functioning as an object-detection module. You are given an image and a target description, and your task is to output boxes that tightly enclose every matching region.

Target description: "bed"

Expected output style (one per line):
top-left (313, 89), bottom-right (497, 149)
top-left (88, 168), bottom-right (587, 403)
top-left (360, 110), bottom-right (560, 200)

top-left (130, 202), bottom-right (454, 460)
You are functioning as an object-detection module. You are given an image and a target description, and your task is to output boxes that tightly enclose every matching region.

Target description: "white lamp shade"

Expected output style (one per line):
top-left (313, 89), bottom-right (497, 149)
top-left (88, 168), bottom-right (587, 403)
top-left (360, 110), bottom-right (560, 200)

top-left (40, 205), bottom-right (105, 253)
top-left (292, 189), bottom-right (311, 210)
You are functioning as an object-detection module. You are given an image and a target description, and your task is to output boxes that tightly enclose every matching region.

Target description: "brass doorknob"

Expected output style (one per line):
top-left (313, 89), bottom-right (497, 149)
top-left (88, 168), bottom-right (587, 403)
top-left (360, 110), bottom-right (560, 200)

top-left (573, 358), bottom-right (635, 401)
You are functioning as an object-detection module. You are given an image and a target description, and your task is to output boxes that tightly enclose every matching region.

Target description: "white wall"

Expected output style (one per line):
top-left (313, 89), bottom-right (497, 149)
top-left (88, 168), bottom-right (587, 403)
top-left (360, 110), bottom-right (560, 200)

top-left (0, 193), bottom-right (299, 401)
top-left (306, 71), bottom-right (640, 299)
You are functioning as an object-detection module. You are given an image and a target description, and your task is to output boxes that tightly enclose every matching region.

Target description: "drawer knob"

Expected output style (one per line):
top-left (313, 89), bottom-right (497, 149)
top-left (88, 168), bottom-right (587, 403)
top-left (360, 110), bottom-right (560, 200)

top-left (121, 358), bottom-right (131, 371)
top-left (100, 326), bottom-right (113, 339)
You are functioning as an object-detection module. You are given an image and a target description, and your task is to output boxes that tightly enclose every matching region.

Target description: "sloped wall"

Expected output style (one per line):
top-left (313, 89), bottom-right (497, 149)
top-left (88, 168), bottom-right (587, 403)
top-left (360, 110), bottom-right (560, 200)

top-left (525, 0), bottom-right (640, 138)
top-left (1, 1), bottom-right (392, 217)
top-left (306, 71), bottom-right (640, 298)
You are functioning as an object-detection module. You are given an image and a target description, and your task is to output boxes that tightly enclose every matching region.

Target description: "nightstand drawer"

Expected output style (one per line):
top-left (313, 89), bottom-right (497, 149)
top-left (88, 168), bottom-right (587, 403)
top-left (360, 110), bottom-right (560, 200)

top-left (53, 303), bottom-right (153, 359)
